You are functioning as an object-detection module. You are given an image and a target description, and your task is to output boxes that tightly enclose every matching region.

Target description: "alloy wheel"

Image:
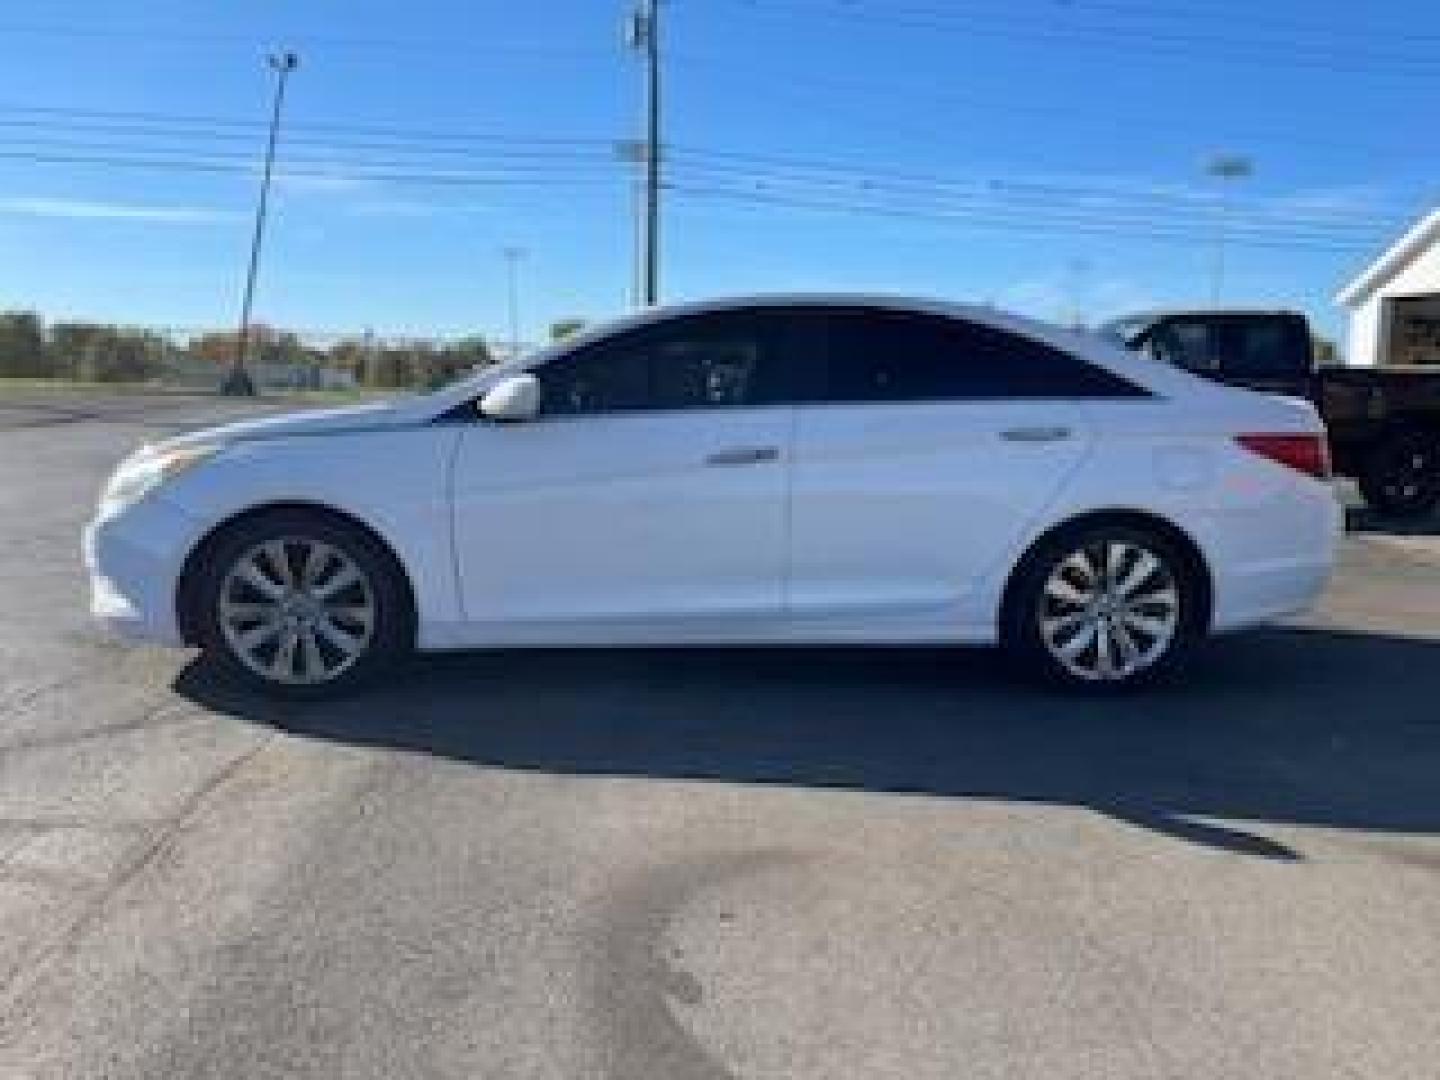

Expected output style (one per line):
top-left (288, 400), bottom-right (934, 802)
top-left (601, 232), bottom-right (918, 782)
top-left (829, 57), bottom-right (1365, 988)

top-left (1037, 540), bottom-right (1180, 683)
top-left (217, 536), bottom-right (376, 686)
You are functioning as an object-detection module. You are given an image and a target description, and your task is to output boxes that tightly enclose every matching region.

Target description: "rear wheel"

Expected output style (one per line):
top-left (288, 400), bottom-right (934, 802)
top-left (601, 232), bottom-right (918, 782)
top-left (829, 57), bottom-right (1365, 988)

top-left (1358, 429), bottom-right (1440, 519)
top-left (193, 510), bottom-right (411, 698)
top-left (1003, 524), bottom-right (1202, 689)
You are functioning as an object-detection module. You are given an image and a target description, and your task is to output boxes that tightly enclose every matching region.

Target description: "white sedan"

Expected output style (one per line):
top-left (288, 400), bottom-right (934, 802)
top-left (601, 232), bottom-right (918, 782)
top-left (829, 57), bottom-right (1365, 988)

top-left (85, 295), bottom-right (1340, 695)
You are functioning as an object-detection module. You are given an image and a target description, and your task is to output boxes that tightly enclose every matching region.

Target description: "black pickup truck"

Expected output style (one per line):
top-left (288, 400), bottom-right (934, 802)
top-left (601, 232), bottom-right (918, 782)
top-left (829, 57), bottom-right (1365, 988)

top-left (1102, 309), bottom-right (1440, 518)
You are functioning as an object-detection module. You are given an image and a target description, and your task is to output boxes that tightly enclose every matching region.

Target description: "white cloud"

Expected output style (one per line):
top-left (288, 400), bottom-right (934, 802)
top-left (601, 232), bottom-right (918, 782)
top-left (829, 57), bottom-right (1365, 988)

top-left (343, 197), bottom-right (489, 219)
top-left (0, 196), bottom-right (236, 223)
top-left (273, 169), bottom-right (369, 194)
top-left (997, 273), bottom-right (1162, 326)
top-left (996, 277), bottom-right (1069, 318)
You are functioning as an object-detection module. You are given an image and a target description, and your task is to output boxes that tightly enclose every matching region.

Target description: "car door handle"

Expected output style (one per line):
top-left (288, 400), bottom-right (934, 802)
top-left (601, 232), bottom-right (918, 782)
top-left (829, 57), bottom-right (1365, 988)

top-left (999, 425), bottom-right (1073, 443)
top-left (705, 445), bottom-right (781, 467)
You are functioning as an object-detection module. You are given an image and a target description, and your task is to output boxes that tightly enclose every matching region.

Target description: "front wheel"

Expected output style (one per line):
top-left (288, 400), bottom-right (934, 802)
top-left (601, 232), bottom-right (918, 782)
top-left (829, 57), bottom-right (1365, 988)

top-left (193, 510), bottom-right (412, 698)
top-left (1003, 525), bottom-right (1202, 690)
top-left (1358, 430), bottom-right (1440, 519)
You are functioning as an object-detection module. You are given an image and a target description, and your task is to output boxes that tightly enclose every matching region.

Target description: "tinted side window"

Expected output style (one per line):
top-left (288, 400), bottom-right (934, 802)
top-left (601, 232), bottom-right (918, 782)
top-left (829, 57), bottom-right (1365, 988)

top-left (539, 344), bottom-right (650, 415)
top-left (649, 334), bottom-right (760, 410)
top-left (537, 310), bottom-right (793, 417)
top-left (822, 309), bottom-right (1146, 402)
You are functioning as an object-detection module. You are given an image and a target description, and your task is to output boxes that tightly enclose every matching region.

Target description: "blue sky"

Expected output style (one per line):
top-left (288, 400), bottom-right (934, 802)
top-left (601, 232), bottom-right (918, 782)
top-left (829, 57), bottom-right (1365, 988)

top-left (0, 0), bottom-right (1435, 346)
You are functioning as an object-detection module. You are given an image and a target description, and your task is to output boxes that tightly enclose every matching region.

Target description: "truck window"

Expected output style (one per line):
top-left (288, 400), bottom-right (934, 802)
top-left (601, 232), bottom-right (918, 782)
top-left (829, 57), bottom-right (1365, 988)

top-left (1220, 320), bottom-right (1308, 378)
top-left (1147, 321), bottom-right (1217, 372)
top-left (1147, 317), bottom-right (1306, 379)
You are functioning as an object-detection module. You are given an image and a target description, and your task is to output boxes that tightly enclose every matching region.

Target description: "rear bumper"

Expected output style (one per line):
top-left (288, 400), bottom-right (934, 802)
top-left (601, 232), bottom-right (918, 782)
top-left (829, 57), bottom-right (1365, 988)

top-left (1202, 480), bottom-right (1342, 631)
top-left (83, 495), bottom-right (205, 647)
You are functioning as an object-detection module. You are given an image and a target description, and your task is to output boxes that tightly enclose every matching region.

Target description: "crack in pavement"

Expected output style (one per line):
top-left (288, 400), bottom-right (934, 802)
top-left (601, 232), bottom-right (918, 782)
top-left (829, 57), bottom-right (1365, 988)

top-left (0, 731), bottom-right (276, 1020)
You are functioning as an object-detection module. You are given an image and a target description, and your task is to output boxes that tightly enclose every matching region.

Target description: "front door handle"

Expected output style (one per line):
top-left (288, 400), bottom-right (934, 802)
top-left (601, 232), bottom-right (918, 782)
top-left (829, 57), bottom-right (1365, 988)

top-left (1000, 425), bottom-right (1073, 443)
top-left (705, 445), bottom-right (781, 467)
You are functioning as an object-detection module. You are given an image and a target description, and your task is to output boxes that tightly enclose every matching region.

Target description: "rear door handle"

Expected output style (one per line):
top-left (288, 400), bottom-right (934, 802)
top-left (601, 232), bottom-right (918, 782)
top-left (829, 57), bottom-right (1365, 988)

top-left (705, 445), bottom-right (781, 467)
top-left (1000, 425), bottom-right (1073, 443)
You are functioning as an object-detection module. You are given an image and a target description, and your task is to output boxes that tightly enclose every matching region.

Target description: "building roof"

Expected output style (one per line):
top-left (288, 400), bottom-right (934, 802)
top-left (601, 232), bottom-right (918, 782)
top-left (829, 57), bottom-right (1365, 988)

top-left (1336, 208), bottom-right (1440, 309)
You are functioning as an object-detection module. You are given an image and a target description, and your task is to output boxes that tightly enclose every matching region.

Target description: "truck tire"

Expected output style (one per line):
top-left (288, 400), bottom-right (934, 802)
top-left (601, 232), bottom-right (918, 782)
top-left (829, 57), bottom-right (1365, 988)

top-left (1358, 429), bottom-right (1440, 519)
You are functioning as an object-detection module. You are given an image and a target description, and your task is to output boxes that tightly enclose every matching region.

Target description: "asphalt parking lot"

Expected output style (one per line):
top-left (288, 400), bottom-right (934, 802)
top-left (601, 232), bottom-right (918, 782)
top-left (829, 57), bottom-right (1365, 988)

top-left (1, 390), bottom-right (1438, 1079)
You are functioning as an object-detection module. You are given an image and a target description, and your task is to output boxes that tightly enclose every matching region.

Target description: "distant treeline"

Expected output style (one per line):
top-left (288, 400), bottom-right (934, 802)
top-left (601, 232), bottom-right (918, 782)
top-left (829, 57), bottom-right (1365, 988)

top-left (0, 310), bottom-right (495, 388)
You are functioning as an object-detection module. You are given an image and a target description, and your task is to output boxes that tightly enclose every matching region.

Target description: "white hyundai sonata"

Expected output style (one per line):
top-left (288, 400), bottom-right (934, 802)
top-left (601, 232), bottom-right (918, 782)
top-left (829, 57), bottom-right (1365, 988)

top-left (85, 295), bottom-right (1340, 696)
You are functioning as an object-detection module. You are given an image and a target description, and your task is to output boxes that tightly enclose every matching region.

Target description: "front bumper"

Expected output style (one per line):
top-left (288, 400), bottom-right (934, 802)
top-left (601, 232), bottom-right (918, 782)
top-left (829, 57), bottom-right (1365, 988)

top-left (83, 494), bottom-right (206, 647)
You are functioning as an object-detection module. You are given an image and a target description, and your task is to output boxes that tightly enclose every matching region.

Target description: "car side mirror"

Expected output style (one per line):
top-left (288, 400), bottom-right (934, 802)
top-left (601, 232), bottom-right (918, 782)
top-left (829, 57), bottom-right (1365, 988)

top-left (478, 374), bottom-right (540, 422)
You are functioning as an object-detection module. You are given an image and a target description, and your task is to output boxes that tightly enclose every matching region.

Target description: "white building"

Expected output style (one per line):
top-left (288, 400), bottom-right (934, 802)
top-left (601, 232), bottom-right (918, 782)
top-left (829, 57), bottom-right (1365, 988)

top-left (1336, 209), bottom-right (1440, 367)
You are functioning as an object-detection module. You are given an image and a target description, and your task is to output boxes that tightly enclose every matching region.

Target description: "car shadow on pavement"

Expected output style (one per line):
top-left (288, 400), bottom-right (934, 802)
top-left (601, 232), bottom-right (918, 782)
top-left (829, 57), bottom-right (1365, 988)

top-left (175, 625), bottom-right (1440, 862)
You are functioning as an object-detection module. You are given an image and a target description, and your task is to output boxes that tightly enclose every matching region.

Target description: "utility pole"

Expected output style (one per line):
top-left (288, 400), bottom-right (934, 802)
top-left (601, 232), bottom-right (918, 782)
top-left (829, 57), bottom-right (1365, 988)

top-left (224, 50), bottom-right (299, 396)
top-left (1205, 153), bottom-right (1253, 307)
top-left (628, 1), bottom-right (662, 305)
top-left (501, 246), bottom-right (527, 362)
top-left (614, 139), bottom-right (646, 307)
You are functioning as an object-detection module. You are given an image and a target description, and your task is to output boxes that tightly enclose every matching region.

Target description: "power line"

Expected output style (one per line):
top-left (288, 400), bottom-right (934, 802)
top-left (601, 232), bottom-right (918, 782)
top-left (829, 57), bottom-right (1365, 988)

top-left (0, 149), bottom-right (628, 189)
top-left (0, 133), bottom-right (1401, 242)
top-left (746, 0), bottom-right (1440, 49)
top-left (0, 103), bottom-right (616, 147)
top-left (667, 51), bottom-right (1414, 164)
top-left (0, 20), bottom-right (614, 62)
top-left (667, 154), bottom-right (1415, 234)
top-left (666, 182), bottom-right (1386, 254)
top-left (0, 88), bottom-right (1407, 173)
top-left (717, 0), bottom-right (1440, 79)
top-left (0, 118), bottom-right (613, 158)
top-left (0, 133), bottom-right (620, 170)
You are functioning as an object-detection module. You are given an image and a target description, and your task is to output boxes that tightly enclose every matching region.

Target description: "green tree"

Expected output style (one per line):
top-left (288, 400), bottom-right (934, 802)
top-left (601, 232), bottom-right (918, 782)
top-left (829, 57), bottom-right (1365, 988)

top-left (1313, 335), bottom-right (1341, 367)
top-left (0, 310), bottom-right (47, 377)
top-left (49, 321), bottom-right (108, 380)
top-left (95, 329), bottom-right (166, 383)
top-left (550, 319), bottom-right (586, 341)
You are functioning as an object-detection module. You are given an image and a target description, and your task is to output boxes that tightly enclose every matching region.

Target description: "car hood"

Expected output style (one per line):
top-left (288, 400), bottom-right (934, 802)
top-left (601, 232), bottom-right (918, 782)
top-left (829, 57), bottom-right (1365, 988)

top-left (150, 397), bottom-right (430, 454)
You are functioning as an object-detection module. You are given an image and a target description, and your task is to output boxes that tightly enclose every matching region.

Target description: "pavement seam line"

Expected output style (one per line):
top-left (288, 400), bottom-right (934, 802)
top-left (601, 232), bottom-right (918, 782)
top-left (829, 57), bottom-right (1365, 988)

top-left (0, 698), bottom-right (198, 755)
top-left (0, 725), bottom-right (277, 1021)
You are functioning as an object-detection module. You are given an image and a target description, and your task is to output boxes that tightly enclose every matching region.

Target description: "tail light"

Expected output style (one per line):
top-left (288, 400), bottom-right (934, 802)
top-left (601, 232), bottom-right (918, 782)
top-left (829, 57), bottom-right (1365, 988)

top-left (1235, 433), bottom-right (1331, 480)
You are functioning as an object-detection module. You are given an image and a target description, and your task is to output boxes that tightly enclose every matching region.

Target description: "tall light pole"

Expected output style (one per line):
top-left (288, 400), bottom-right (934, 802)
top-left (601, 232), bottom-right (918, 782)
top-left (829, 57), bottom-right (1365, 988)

top-left (501, 246), bottom-right (527, 362)
top-left (628, 1), bottom-right (662, 306)
top-left (1205, 153), bottom-right (1253, 307)
top-left (224, 50), bottom-right (299, 397)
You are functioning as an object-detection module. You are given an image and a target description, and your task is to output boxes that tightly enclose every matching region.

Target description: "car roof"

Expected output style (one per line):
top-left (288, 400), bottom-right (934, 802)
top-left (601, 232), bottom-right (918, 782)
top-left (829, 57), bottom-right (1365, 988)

top-left (426, 292), bottom-right (1223, 410)
top-left (522, 291), bottom-right (1108, 368)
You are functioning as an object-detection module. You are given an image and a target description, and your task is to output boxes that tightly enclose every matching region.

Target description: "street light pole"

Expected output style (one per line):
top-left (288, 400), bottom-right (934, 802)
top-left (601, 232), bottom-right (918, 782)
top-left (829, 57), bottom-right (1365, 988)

top-left (1205, 153), bottom-right (1253, 307)
top-left (224, 50), bottom-right (299, 397)
top-left (502, 246), bottom-right (526, 362)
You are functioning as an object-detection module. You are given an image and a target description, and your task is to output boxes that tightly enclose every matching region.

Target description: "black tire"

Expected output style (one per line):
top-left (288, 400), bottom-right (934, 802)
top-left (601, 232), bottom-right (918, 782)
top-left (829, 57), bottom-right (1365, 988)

top-left (190, 509), bottom-right (412, 699)
top-left (1358, 429), bottom-right (1440, 519)
top-left (1001, 523), bottom-right (1204, 691)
